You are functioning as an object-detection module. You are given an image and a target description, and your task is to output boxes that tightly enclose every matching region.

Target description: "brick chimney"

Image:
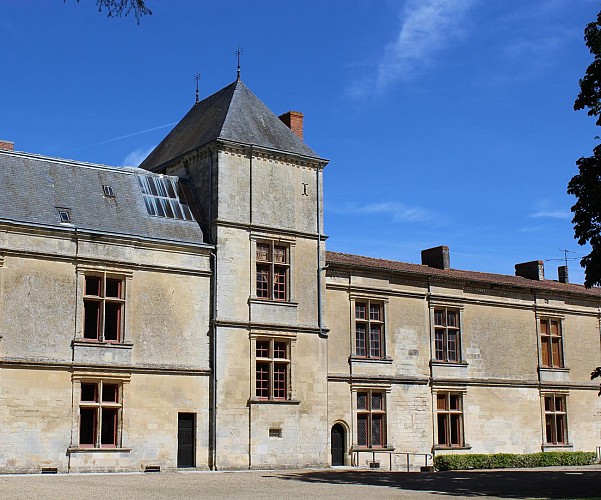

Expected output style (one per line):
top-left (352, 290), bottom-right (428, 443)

top-left (421, 246), bottom-right (450, 270)
top-left (515, 260), bottom-right (544, 281)
top-left (278, 111), bottom-right (303, 140)
top-left (558, 265), bottom-right (569, 284)
top-left (0, 140), bottom-right (14, 151)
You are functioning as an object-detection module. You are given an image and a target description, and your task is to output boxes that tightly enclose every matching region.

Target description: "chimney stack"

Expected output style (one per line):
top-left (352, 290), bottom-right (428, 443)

top-left (558, 265), bottom-right (569, 284)
top-left (421, 246), bottom-right (450, 270)
top-left (515, 260), bottom-right (544, 281)
top-left (0, 140), bottom-right (14, 151)
top-left (278, 111), bottom-right (304, 140)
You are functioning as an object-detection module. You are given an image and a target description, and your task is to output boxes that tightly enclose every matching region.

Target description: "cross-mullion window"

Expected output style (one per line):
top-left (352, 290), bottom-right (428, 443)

top-left (436, 392), bottom-right (464, 447)
top-left (255, 339), bottom-right (290, 400)
top-left (356, 390), bottom-right (386, 447)
top-left (544, 394), bottom-right (568, 444)
top-left (355, 301), bottom-right (384, 359)
top-left (79, 381), bottom-right (122, 448)
top-left (434, 308), bottom-right (461, 362)
top-left (540, 318), bottom-right (563, 368)
top-left (256, 242), bottom-right (290, 301)
top-left (83, 274), bottom-right (124, 342)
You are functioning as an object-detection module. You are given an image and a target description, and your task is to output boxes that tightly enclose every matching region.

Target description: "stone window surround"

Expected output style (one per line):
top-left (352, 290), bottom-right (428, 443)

top-left (249, 234), bottom-right (297, 305)
top-left (536, 313), bottom-right (567, 370)
top-left (74, 264), bottom-right (133, 345)
top-left (432, 386), bottom-right (471, 450)
top-left (429, 301), bottom-right (465, 364)
top-left (349, 294), bottom-right (391, 362)
top-left (350, 384), bottom-right (392, 451)
top-left (540, 389), bottom-right (572, 449)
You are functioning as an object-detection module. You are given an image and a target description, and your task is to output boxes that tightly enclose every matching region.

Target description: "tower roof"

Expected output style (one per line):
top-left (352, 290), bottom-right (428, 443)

top-left (141, 80), bottom-right (322, 171)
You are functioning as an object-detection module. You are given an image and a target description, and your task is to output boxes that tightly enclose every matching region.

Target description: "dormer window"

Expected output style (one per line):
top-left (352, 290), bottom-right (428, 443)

top-left (136, 174), bottom-right (194, 221)
top-left (58, 210), bottom-right (71, 223)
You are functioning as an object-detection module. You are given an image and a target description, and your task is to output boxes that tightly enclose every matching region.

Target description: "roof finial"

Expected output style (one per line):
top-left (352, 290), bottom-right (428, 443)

top-left (194, 72), bottom-right (201, 104)
top-left (235, 45), bottom-right (243, 81)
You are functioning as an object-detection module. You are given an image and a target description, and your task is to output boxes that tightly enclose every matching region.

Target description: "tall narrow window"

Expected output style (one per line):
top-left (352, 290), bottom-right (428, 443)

top-left (540, 318), bottom-right (563, 368)
top-left (83, 274), bottom-right (124, 342)
top-left (355, 301), bottom-right (384, 358)
top-left (434, 308), bottom-right (461, 362)
top-left (255, 338), bottom-right (290, 400)
top-left (436, 392), bottom-right (464, 447)
top-left (544, 394), bottom-right (568, 445)
top-left (356, 390), bottom-right (386, 447)
top-left (79, 381), bottom-right (122, 448)
top-left (256, 242), bottom-right (289, 301)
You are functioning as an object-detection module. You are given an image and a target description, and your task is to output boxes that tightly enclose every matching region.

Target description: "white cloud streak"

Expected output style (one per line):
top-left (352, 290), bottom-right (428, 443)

top-left (121, 145), bottom-right (156, 167)
top-left (329, 201), bottom-right (432, 222)
top-left (350, 0), bottom-right (477, 96)
top-left (530, 200), bottom-right (571, 220)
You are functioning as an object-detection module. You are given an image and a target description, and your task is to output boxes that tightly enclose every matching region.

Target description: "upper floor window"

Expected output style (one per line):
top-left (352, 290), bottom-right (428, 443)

top-left (83, 274), bottom-right (124, 342)
top-left (356, 390), bottom-right (386, 448)
top-left (355, 301), bottom-right (384, 358)
top-left (544, 394), bottom-right (567, 445)
top-left (434, 308), bottom-right (461, 362)
top-left (436, 392), bottom-right (464, 447)
top-left (256, 242), bottom-right (289, 301)
top-left (79, 380), bottom-right (122, 448)
top-left (256, 338), bottom-right (290, 400)
top-left (540, 318), bottom-right (563, 368)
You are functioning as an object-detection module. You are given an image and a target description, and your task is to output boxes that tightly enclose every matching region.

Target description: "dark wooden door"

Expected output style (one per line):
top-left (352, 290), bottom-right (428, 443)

top-left (331, 424), bottom-right (345, 466)
top-left (177, 413), bottom-right (195, 468)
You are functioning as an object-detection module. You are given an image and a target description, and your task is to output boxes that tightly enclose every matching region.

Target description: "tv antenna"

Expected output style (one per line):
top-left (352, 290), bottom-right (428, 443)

top-left (194, 73), bottom-right (201, 104)
top-left (235, 45), bottom-right (243, 81)
top-left (545, 249), bottom-right (578, 268)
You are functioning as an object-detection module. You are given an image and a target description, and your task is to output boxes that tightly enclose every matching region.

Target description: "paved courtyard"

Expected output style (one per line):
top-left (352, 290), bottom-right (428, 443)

top-left (1, 466), bottom-right (601, 500)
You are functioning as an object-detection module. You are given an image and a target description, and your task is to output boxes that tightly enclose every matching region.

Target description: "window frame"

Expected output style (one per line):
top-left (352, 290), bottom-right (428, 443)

top-left (355, 389), bottom-right (387, 448)
top-left (433, 307), bottom-right (462, 363)
top-left (354, 299), bottom-right (385, 359)
top-left (82, 273), bottom-right (125, 343)
top-left (78, 380), bottom-right (123, 449)
top-left (543, 393), bottom-right (568, 446)
top-left (539, 317), bottom-right (564, 369)
top-left (435, 391), bottom-right (465, 448)
top-left (254, 337), bottom-right (292, 401)
top-left (255, 241), bottom-right (290, 302)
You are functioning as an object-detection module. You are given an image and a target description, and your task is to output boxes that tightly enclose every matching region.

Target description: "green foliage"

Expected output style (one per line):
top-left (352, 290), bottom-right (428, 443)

top-left (571, 10), bottom-right (601, 287)
top-left (434, 452), bottom-right (598, 471)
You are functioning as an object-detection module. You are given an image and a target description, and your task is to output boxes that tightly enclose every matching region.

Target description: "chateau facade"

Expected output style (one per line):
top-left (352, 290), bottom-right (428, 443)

top-left (0, 79), bottom-right (599, 473)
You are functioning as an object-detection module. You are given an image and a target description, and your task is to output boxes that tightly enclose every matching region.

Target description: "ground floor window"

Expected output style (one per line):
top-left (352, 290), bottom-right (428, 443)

top-left (356, 390), bottom-right (386, 447)
top-left (436, 392), bottom-right (464, 447)
top-left (79, 381), bottom-right (122, 448)
top-left (255, 338), bottom-right (290, 400)
top-left (544, 394), bottom-right (568, 445)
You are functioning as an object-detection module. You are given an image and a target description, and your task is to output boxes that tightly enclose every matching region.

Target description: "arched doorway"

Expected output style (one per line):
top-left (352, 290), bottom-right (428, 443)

top-left (331, 423), bottom-right (346, 466)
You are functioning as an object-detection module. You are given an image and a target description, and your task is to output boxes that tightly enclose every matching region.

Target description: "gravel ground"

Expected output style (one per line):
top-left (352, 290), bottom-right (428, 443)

top-left (1, 466), bottom-right (601, 499)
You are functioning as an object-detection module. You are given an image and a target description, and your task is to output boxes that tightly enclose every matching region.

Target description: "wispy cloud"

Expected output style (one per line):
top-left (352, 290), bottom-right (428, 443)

top-left (530, 200), bottom-right (571, 220)
top-left (329, 201), bottom-right (432, 222)
top-left (349, 0), bottom-right (477, 96)
top-left (121, 145), bottom-right (156, 167)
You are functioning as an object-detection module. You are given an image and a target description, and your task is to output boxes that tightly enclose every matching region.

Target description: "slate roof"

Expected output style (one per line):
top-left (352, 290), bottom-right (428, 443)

top-left (141, 79), bottom-right (323, 171)
top-left (326, 251), bottom-right (601, 298)
top-left (0, 150), bottom-right (206, 246)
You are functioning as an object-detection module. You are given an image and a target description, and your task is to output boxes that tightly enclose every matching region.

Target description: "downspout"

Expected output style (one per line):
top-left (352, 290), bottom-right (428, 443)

top-left (210, 251), bottom-right (217, 470)
top-left (317, 163), bottom-right (327, 339)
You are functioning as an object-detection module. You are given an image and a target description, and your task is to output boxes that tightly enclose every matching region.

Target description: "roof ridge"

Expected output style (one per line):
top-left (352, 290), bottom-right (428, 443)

top-left (0, 149), bottom-right (132, 174)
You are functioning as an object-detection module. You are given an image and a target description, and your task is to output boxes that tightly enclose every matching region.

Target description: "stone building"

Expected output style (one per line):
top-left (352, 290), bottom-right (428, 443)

top-left (0, 78), bottom-right (599, 473)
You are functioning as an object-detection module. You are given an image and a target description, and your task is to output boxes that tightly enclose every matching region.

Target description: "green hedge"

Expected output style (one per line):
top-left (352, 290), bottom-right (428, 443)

top-left (434, 451), bottom-right (598, 471)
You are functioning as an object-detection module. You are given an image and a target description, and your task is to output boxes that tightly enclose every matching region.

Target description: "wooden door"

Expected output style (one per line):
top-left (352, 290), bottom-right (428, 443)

top-left (331, 424), bottom-right (345, 466)
top-left (177, 413), bottom-right (196, 468)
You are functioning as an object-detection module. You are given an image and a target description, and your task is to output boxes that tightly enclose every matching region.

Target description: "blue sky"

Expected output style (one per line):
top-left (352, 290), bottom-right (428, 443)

top-left (2, 0), bottom-right (599, 284)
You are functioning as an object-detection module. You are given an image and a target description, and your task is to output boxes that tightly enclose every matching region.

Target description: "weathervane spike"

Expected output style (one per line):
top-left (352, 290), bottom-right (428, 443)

top-left (194, 73), bottom-right (201, 104)
top-left (235, 45), bottom-right (243, 81)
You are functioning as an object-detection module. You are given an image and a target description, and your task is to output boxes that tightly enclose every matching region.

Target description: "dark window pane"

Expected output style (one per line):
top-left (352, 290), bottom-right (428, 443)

top-left (256, 341), bottom-right (269, 358)
top-left (450, 414), bottom-right (461, 445)
top-left (369, 304), bottom-right (380, 321)
top-left (371, 415), bottom-right (382, 446)
top-left (434, 310), bottom-right (444, 326)
top-left (256, 362), bottom-right (269, 398)
top-left (369, 324), bottom-right (381, 358)
top-left (435, 330), bottom-right (445, 360)
top-left (83, 301), bottom-right (100, 340)
top-left (256, 267), bottom-right (270, 298)
top-left (104, 303), bottom-right (121, 341)
top-left (357, 392), bottom-right (367, 410)
top-left (102, 384), bottom-right (118, 403)
top-left (357, 415), bottom-right (368, 446)
top-left (438, 414), bottom-right (448, 445)
top-left (355, 303), bottom-right (366, 320)
top-left (273, 364), bottom-right (287, 399)
top-left (273, 342), bottom-right (286, 359)
top-left (81, 383), bottom-right (97, 402)
top-left (356, 324), bottom-right (366, 356)
top-left (85, 277), bottom-right (101, 296)
top-left (105, 279), bottom-right (121, 298)
top-left (371, 392), bottom-right (382, 410)
top-left (79, 408), bottom-right (97, 446)
top-left (100, 408), bottom-right (118, 446)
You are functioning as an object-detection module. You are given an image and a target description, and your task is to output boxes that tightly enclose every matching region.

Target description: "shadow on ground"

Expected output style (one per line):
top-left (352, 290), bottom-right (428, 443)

top-left (274, 469), bottom-right (601, 499)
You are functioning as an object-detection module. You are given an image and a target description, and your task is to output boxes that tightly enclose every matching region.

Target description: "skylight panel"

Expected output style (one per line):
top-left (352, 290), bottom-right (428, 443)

top-left (103, 185), bottom-right (115, 197)
top-left (136, 174), bottom-right (195, 222)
